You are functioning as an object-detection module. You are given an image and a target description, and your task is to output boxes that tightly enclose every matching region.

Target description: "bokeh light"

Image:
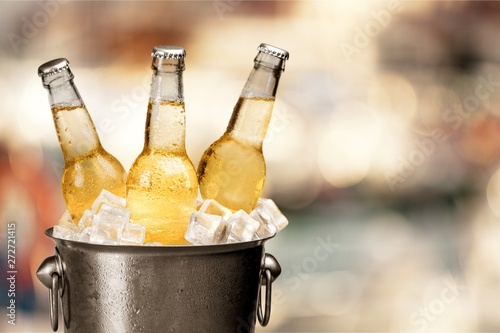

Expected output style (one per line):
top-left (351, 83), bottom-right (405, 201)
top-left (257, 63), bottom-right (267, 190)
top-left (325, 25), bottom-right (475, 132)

top-left (317, 100), bottom-right (377, 188)
top-left (318, 128), bottom-right (372, 188)
top-left (367, 72), bottom-right (418, 128)
top-left (486, 167), bottom-right (500, 217)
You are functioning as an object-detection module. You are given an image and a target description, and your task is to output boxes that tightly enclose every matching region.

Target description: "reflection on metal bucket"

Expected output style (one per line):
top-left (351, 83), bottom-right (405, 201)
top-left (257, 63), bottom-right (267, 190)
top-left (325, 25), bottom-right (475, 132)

top-left (37, 228), bottom-right (281, 333)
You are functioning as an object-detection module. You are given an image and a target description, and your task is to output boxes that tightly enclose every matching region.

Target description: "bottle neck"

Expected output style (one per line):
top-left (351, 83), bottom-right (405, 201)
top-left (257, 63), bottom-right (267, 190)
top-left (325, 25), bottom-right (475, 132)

top-left (44, 72), bottom-right (101, 161)
top-left (240, 60), bottom-right (282, 99)
top-left (144, 64), bottom-right (186, 152)
top-left (149, 63), bottom-right (184, 102)
top-left (45, 73), bottom-right (84, 107)
top-left (227, 54), bottom-right (284, 148)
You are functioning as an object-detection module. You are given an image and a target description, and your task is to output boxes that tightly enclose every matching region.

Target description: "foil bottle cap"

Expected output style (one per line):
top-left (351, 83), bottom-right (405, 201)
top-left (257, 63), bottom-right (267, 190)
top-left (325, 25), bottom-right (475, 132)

top-left (257, 43), bottom-right (289, 61)
top-left (151, 46), bottom-right (186, 59)
top-left (38, 58), bottom-right (71, 77)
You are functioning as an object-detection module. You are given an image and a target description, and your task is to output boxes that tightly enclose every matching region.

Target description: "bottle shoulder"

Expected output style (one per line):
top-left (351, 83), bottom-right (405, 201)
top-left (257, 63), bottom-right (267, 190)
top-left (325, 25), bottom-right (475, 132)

top-left (206, 133), bottom-right (263, 153)
top-left (129, 149), bottom-right (196, 172)
top-left (64, 147), bottom-right (125, 169)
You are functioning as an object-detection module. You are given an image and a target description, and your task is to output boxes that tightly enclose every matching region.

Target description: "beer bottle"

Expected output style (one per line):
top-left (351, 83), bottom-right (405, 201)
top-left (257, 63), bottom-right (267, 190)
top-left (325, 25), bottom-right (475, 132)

top-left (38, 58), bottom-right (127, 223)
top-left (197, 43), bottom-right (289, 213)
top-left (126, 46), bottom-right (198, 245)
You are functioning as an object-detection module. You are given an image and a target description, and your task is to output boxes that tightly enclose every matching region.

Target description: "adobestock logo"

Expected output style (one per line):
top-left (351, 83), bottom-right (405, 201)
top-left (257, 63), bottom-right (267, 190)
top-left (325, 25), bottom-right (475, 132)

top-left (213, 0), bottom-right (242, 21)
top-left (408, 277), bottom-right (466, 333)
top-left (264, 103), bottom-right (295, 145)
top-left (386, 74), bottom-right (500, 191)
top-left (385, 129), bottom-right (448, 192)
top-left (98, 72), bottom-right (151, 136)
top-left (442, 74), bottom-right (500, 130)
top-left (272, 235), bottom-right (339, 306)
top-left (7, 0), bottom-right (69, 54)
top-left (339, 1), bottom-right (403, 63)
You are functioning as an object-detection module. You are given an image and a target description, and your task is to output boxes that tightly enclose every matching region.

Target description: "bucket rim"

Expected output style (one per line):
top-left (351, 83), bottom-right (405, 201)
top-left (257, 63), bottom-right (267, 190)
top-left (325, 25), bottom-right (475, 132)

top-left (44, 227), bottom-right (273, 254)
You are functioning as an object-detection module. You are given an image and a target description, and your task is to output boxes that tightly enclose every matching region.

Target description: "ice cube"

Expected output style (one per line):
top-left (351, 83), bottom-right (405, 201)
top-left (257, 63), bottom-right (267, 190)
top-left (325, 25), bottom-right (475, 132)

top-left (145, 242), bottom-right (163, 246)
top-left (76, 227), bottom-right (91, 243)
top-left (89, 224), bottom-right (118, 244)
top-left (58, 209), bottom-right (74, 226)
top-left (101, 240), bottom-right (119, 245)
top-left (53, 192), bottom-right (132, 245)
top-left (91, 189), bottom-right (126, 213)
top-left (89, 203), bottom-right (129, 244)
top-left (89, 232), bottom-right (119, 245)
top-left (94, 203), bottom-right (131, 225)
top-left (78, 209), bottom-right (94, 229)
top-left (255, 222), bottom-right (276, 239)
top-left (227, 210), bottom-right (259, 243)
top-left (89, 223), bottom-right (111, 244)
top-left (185, 212), bottom-right (229, 245)
top-left (53, 210), bottom-right (79, 240)
top-left (53, 224), bottom-right (77, 240)
top-left (196, 189), bottom-right (204, 207)
top-left (198, 199), bottom-right (232, 220)
top-left (250, 198), bottom-right (288, 233)
top-left (120, 223), bottom-right (146, 245)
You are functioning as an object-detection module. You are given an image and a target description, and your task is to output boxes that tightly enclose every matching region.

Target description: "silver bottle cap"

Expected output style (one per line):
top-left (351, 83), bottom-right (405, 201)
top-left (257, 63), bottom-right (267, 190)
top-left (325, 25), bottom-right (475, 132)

top-left (38, 58), bottom-right (71, 77)
top-left (151, 46), bottom-right (186, 59)
top-left (257, 43), bottom-right (289, 60)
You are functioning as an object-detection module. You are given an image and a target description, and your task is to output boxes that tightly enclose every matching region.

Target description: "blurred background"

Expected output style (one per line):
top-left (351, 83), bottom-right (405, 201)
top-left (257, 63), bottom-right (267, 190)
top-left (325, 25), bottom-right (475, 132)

top-left (2, 0), bottom-right (500, 332)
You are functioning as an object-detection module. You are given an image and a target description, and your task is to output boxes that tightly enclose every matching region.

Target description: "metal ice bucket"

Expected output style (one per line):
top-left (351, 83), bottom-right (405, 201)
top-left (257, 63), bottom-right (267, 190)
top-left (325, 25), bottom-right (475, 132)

top-left (37, 228), bottom-right (281, 333)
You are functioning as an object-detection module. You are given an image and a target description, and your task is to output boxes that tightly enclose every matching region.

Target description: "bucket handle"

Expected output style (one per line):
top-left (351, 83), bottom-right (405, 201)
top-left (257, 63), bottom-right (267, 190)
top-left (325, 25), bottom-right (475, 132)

top-left (36, 250), bottom-right (64, 332)
top-left (258, 253), bottom-right (281, 327)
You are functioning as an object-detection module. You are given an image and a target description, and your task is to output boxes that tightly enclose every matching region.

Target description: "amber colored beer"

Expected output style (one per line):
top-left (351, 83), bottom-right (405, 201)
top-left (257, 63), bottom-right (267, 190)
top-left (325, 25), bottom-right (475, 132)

top-left (198, 97), bottom-right (274, 213)
top-left (127, 100), bottom-right (197, 244)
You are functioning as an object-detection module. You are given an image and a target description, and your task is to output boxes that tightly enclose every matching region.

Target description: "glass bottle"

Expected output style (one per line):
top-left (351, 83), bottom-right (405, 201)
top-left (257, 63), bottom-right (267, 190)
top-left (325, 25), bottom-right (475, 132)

top-left (126, 46), bottom-right (198, 245)
top-left (38, 58), bottom-right (127, 223)
top-left (197, 43), bottom-right (289, 213)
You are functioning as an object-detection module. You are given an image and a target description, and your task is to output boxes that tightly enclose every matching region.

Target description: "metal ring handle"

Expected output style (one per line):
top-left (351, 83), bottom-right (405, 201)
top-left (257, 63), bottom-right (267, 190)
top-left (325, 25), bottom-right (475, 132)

top-left (257, 253), bottom-right (281, 327)
top-left (37, 250), bottom-right (65, 332)
top-left (49, 273), bottom-right (59, 331)
top-left (261, 253), bottom-right (281, 284)
top-left (37, 250), bottom-right (65, 295)
top-left (257, 269), bottom-right (272, 326)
